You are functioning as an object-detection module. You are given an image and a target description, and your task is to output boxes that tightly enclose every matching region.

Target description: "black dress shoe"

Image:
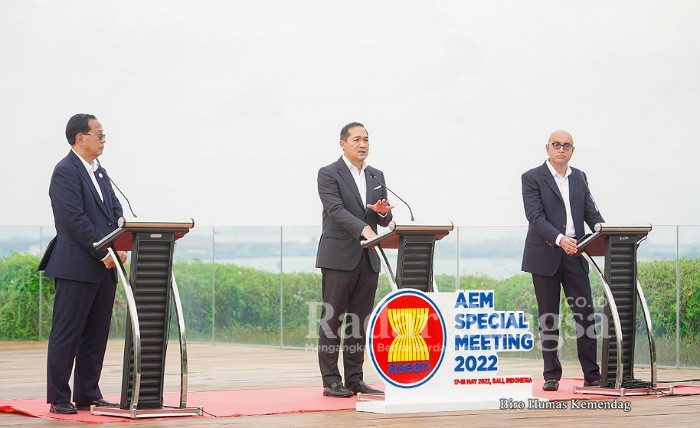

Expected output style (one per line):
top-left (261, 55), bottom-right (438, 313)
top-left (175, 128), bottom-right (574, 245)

top-left (322, 383), bottom-right (354, 397)
top-left (75, 398), bottom-right (118, 410)
top-left (348, 381), bottom-right (384, 395)
top-left (542, 379), bottom-right (559, 391)
top-left (583, 379), bottom-right (601, 387)
top-left (50, 402), bottom-right (78, 414)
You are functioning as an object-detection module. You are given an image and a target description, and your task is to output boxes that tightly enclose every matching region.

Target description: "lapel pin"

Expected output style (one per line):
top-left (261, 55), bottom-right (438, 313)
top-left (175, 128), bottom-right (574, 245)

top-left (99, 173), bottom-right (103, 178)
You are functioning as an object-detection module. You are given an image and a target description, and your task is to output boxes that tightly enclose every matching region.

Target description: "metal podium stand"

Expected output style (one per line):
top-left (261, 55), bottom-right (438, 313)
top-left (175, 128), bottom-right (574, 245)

top-left (91, 218), bottom-right (203, 418)
top-left (573, 223), bottom-right (672, 396)
top-left (361, 221), bottom-right (454, 292)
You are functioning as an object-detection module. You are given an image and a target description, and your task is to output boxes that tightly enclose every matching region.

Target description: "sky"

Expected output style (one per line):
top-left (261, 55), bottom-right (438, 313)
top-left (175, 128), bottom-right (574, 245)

top-left (1, 0), bottom-right (698, 227)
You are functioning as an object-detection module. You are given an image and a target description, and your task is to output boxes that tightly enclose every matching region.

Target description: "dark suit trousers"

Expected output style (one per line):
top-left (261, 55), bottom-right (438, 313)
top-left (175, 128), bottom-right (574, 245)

top-left (47, 275), bottom-right (116, 404)
top-left (532, 254), bottom-right (600, 382)
top-left (318, 250), bottom-right (378, 388)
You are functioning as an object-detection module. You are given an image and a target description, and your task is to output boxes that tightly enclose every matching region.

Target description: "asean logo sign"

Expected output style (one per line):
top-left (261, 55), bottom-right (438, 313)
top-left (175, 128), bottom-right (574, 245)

top-left (368, 289), bottom-right (446, 388)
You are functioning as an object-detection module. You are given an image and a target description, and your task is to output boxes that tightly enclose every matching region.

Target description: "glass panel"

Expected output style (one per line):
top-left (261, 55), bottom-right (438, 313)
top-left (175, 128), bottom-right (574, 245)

top-left (679, 225), bottom-right (700, 367)
top-left (212, 226), bottom-right (281, 345)
top-left (0, 223), bottom-right (697, 368)
top-left (0, 226), bottom-right (43, 340)
top-left (458, 226), bottom-right (527, 279)
top-left (170, 226), bottom-right (215, 341)
top-left (433, 228), bottom-right (458, 291)
top-left (635, 225), bottom-right (678, 367)
top-left (0, 225), bottom-right (43, 257)
top-left (281, 226), bottom-right (321, 348)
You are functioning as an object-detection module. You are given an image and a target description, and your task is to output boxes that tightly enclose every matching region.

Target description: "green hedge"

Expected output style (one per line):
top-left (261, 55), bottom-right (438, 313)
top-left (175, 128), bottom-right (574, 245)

top-left (1, 252), bottom-right (698, 354)
top-left (0, 252), bottom-right (54, 339)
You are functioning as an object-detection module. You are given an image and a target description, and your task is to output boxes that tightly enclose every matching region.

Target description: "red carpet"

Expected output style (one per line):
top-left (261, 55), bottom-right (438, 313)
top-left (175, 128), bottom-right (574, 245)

top-left (2, 380), bottom-right (698, 424)
top-left (0, 386), bottom-right (359, 423)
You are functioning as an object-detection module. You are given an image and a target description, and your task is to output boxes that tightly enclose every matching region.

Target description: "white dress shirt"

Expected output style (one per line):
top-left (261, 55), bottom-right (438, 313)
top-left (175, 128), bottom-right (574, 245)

top-left (342, 155), bottom-right (367, 207)
top-left (72, 149), bottom-right (103, 202)
top-left (546, 160), bottom-right (575, 246)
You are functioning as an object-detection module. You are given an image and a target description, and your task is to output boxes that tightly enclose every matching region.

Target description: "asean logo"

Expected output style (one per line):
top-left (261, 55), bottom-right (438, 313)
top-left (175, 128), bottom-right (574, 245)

top-left (368, 289), bottom-right (446, 388)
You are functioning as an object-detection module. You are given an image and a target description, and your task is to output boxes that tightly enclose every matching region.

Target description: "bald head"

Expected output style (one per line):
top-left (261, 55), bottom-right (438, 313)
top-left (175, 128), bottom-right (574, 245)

top-left (548, 130), bottom-right (573, 145)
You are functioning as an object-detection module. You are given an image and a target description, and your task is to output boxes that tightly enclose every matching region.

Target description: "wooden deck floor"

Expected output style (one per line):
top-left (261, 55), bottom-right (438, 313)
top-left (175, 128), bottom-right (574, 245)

top-left (1, 341), bottom-right (699, 427)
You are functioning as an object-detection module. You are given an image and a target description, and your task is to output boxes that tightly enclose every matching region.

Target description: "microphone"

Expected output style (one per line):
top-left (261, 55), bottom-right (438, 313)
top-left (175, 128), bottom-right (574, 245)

top-left (369, 172), bottom-right (414, 221)
top-left (580, 170), bottom-right (600, 214)
top-left (96, 160), bottom-right (138, 218)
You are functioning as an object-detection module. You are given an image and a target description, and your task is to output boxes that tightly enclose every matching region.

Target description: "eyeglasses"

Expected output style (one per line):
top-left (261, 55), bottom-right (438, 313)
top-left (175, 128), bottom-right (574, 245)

top-left (83, 133), bottom-right (106, 140)
top-left (550, 141), bottom-right (573, 151)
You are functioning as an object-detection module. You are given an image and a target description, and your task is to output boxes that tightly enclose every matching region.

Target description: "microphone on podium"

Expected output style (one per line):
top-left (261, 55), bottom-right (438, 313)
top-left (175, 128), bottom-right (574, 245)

top-left (369, 172), bottom-right (415, 221)
top-left (96, 160), bottom-right (138, 218)
top-left (580, 171), bottom-right (600, 214)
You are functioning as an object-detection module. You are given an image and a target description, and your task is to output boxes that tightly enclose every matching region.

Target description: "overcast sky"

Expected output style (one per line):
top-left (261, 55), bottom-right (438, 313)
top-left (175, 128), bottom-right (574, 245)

top-left (1, 0), bottom-right (698, 227)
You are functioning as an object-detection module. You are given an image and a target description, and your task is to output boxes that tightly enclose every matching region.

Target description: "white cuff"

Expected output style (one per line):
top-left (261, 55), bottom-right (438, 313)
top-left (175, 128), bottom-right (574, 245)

top-left (555, 234), bottom-right (565, 246)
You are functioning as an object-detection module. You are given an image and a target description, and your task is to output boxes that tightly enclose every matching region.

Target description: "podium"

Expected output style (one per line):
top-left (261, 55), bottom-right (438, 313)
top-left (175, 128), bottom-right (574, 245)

top-left (91, 218), bottom-right (203, 418)
top-left (361, 222), bottom-right (454, 292)
top-left (574, 223), bottom-right (673, 396)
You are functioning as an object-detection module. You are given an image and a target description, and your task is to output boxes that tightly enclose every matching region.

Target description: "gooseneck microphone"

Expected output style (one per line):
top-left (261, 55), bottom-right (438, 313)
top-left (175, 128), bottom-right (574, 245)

top-left (96, 160), bottom-right (138, 218)
top-left (369, 172), bottom-right (415, 221)
top-left (580, 170), bottom-right (600, 214)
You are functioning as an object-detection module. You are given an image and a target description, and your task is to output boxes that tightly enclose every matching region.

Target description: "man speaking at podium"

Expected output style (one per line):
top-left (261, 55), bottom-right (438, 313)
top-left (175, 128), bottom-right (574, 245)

top-left (521, 130), bottom-right (604, 392)
top-left (316, 122), bottom-right (393, 397)
top-left (39, 114), bottom-right (127, 414)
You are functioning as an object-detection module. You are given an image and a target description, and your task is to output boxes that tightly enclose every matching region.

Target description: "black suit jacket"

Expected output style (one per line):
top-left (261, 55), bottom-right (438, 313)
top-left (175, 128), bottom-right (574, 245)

top-left (521, 161), bottom-right (604, 276)
top-left (39, 150), bottom-right (123, 283)
top-left (315, 157), bottom-right (392, 272)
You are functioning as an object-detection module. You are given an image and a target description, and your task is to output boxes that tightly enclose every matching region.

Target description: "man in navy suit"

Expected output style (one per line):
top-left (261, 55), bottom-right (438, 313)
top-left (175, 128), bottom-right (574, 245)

top-left (315, 122), bottom-right (393, 397)
top-left (39, 114), bottom-right (127, 413)
top-left (521, 130), bottom-right (604, 392)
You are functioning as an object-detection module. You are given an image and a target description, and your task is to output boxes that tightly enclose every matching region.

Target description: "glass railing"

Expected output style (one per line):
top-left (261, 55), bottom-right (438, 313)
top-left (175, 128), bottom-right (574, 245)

top-left (1, 224), bottom-right (698, 368)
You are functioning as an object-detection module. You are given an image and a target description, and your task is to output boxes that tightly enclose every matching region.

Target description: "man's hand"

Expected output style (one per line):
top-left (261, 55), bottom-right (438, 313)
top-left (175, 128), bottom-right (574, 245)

top-left (362, 226), bottom-right (378, 240)
top-left (367, 199), bottom-right (395, 215)
top-left (103, 257), bottom-right (116, 269)
top-left (103, 251), bottom-right (128, 269)
top-left (560, 236), bottom-right (578, 255)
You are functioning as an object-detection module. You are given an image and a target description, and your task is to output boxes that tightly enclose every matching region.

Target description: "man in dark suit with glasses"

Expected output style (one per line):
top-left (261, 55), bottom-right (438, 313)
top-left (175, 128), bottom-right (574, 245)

top-left (39, 114), bottom-right (127, 413)
top-left (521, 130), bottom-right (604, 392)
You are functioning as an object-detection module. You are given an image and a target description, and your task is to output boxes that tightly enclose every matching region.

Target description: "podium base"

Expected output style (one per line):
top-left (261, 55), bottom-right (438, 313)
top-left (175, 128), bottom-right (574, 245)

top-left (573, 385), bottom-right (674, 397)
top-left (91, 405), bottom-right (203, 419)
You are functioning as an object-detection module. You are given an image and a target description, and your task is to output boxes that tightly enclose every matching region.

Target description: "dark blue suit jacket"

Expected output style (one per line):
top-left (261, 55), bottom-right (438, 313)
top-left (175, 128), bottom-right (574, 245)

top-left (315, 157), bottom-right (392, 272)
top-left (521, 161), bottom-right (604, 276)
top-left (39, 150), bottom-right (123, 283)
